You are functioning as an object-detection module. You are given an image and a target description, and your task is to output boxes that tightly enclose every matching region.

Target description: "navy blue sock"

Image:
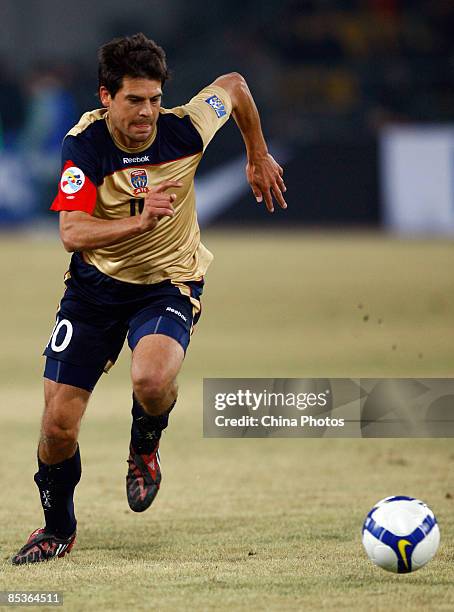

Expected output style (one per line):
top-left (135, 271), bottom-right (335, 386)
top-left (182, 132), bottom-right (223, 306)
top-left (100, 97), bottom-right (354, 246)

top-left (130, 395), bottom-right (175, 454)
top-left (34, 445), bottom-right (81, 538)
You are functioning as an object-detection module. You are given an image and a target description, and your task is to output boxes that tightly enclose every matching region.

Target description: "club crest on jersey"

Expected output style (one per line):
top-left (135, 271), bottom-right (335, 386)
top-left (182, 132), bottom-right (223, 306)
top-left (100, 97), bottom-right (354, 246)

top-left (60, 167), bottom-right (85, 194)
top-left (130, 169), bottom-right (149, 195)
top-left (205, 95), bottom-right (226, 118)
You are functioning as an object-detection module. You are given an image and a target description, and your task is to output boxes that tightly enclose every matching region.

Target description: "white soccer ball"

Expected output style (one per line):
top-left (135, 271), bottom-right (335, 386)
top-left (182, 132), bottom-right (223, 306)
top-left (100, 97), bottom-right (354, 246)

top-left (362, 496), bottom-right (440, 573)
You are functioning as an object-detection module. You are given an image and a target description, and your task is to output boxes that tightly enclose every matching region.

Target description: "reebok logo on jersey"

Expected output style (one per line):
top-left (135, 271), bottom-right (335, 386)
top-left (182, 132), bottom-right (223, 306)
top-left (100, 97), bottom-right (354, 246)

top-left (123, 155), bottom-right (150, 164)
top-left (205, 95), bottom-right (226, 118)
top-left (166, 306), bottom-right (187, 322)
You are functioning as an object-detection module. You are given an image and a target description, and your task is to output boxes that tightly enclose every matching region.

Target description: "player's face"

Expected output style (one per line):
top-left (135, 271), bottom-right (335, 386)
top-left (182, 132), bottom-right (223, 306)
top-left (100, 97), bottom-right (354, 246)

top-left (100, 77), bottom-right (162, 148)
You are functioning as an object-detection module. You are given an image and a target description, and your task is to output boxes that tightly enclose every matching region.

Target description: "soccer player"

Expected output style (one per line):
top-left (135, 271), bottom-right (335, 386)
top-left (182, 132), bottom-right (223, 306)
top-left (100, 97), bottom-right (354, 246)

top-left (12, 33), bottom-right (287, 564)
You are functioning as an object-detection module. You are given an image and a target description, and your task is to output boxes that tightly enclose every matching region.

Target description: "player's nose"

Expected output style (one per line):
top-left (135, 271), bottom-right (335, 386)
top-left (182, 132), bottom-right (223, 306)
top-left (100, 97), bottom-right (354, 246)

top-left (138, 101), bottom-right (153, 117)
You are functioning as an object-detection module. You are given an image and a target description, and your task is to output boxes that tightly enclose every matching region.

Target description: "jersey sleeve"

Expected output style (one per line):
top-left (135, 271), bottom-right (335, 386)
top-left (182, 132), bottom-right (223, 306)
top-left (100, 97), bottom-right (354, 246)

top-left (50, 135), bottom-right (98, 214)
top-left (183, 85), bottom-right (232, 150)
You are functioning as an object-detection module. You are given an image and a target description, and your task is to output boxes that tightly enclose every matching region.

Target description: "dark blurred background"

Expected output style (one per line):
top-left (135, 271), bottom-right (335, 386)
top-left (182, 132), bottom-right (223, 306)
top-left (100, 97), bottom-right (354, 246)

top-left (1, 0), bottom-right (454, 230)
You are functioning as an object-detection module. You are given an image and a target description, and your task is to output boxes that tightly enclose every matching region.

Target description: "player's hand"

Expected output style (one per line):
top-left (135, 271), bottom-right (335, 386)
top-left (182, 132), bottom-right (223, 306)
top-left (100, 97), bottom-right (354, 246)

top-left (139, 180), bottom-right (182, 231)
top-left (246, 153), bottom-right (287, 213)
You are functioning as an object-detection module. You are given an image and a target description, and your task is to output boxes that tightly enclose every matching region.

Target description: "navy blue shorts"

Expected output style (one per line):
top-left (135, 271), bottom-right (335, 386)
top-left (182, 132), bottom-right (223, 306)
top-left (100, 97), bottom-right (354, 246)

top-left (43, 252), bottom-right (203, 392)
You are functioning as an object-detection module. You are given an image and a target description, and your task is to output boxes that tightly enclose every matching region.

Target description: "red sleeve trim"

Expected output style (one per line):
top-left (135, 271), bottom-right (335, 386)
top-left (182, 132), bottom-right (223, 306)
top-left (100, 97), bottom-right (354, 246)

top-left (50, 159), bottom-right (97, 215)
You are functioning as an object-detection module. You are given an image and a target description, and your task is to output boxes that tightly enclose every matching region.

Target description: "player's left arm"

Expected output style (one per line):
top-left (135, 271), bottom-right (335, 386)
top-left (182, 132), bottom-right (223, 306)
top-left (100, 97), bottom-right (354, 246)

top-left (212, 72), bottom-right (287, 213)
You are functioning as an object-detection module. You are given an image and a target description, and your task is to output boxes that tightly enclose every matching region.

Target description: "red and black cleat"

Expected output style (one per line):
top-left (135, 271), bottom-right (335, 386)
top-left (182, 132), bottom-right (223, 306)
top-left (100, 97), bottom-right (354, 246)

top-left (126, 443), bottom-right (161, 512)
top-left (11, 528), bottom-right (76, 565)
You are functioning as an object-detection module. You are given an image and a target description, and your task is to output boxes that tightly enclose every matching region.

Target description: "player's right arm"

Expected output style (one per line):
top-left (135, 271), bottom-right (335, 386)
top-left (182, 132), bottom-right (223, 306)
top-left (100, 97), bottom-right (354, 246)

top-left (59, 182), bottom-right (180, 252)
top-left (51, 135), bottom-right (179, 252)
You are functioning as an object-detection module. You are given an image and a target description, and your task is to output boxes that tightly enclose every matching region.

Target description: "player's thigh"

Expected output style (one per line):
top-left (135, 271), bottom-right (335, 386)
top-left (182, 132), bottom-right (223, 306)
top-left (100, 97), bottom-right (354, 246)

top-left (128, 280), bottom-right (204, 390)
top-left (131, 333), bottom-right (185, 390)
top-left (42, 378), bottom-right (91, 432)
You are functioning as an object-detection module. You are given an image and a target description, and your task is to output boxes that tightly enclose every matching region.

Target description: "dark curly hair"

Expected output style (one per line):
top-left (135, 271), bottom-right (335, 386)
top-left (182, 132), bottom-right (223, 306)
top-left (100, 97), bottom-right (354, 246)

top-left (98, 33), bottom-right (169, 97)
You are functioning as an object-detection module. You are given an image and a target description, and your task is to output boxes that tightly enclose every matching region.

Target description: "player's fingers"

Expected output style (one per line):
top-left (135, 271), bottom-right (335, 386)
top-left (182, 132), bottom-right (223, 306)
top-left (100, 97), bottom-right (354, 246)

top-left (151, 206), bottom-right (175, 217)
top-left (277, 165), bottom-right (284, 176)
top-left (251, 185), bottom-right (263, 203)
top-left (144, 197), bottom-right (175, 211)
top-left (146, 193), bottom-right (176, 206)
top-left (152, 180), bottom-right (183, 194)
top-left (263, 189), bottom-right (274, 213)
top-left (146, 194), bottom-right (169, 202)
top-left (276, 174), bottom-right (287, 193)
top-left (271, 183), bottom-right (287, 210)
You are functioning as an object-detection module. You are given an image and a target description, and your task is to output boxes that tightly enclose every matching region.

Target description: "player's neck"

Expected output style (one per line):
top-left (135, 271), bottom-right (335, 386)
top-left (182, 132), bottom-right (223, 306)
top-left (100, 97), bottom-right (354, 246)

top-left (105, 113), bottom-right (157, 152)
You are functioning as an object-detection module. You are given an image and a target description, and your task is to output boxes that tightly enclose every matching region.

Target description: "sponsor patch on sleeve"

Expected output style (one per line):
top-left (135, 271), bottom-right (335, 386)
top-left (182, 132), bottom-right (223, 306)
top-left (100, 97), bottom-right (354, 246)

top-left (50, 160), bottom-right (96, 214)
top-left (205, 95), bottom-right (227, 118)
top-left (60, 166), bottom-right (85, 194)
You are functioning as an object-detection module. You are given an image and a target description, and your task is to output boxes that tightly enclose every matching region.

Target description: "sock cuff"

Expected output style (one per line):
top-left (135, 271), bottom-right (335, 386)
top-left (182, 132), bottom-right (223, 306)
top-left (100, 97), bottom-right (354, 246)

top-left (36, 444), bottom-right (82, 487)
top-left (132, 394), bottom-right (176, 419)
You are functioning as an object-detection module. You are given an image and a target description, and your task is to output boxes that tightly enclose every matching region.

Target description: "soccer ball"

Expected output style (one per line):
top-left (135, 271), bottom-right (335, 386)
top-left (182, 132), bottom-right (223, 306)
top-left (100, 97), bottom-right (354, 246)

top-left (362, 496), bottom-right (440, 573)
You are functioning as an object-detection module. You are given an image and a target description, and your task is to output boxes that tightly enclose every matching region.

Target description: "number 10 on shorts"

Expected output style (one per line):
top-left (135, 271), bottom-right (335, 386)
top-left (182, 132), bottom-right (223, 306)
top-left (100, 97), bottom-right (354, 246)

top-left (47, 318), bottom-right (74, 353)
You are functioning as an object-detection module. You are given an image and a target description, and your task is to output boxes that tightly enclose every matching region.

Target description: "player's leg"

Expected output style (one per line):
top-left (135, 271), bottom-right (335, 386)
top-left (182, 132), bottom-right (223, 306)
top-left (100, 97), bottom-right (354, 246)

top-left (11, 377), bottom-right (91, 565)
top-left (130, 332), bottom-right (182, 461)
top-left (10, 350), bottom-right (111, 566)
top-left (12, 253), bottom-right (130, 563)
top-left (39, 378), bottom-right (89, 464)
top-left (12, 309), bottom-right (125, 563)
top-left (36, 377), bottom-right (90, 528)
top-left (126, 333), bottom-right (184, 512)
top-left (125, 279), bottom-right (204, 512)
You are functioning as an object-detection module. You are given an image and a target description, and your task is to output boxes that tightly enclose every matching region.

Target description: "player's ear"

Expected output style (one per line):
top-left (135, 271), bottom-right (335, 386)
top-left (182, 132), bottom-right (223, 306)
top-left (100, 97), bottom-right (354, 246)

top-left (99, 86), bottom-right (111, 108)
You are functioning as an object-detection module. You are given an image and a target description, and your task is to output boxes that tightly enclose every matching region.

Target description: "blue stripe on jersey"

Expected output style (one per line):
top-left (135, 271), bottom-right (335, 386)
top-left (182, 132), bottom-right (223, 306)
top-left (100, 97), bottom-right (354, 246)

top-left (62, 112), bottom-right (203, 186)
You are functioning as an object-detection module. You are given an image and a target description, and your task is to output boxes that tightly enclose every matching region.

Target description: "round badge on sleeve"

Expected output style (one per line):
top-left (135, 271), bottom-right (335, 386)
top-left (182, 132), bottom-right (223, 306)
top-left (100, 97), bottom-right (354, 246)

top-left (61, 167), bottom-right (85, 194)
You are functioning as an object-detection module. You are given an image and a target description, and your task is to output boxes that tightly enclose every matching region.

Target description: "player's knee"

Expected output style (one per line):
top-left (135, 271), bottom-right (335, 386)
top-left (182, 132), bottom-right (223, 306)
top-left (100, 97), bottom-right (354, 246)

top-left (42, 406), bottom-right (80, 447)
top-left (42, 421), bottom-right (79, 447)
top-left (132, 369), bottom-right (175, 406)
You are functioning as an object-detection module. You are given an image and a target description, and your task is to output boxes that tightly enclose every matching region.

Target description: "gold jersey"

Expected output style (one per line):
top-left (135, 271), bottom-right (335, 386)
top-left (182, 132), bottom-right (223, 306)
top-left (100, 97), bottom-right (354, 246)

top-left (51, 85), bottom-right (232, 284)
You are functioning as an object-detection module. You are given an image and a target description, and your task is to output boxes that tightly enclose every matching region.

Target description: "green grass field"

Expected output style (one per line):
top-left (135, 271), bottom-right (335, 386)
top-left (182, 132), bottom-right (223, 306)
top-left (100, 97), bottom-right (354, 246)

top-left (0, 230), bottom-right (453, 611)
